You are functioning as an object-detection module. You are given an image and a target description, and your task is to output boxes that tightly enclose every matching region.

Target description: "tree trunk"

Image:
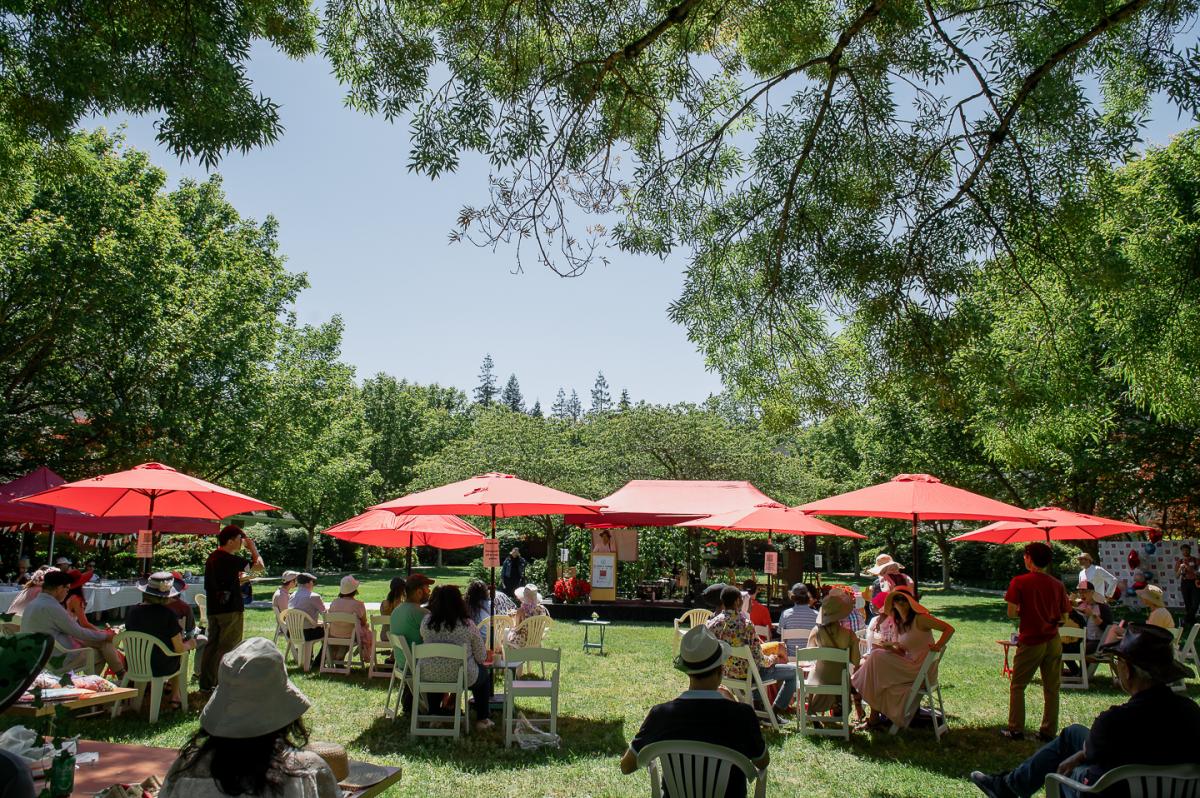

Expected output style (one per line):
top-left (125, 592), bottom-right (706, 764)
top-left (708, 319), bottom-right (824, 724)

top-left (543, 518), bottom-right (558, 588)
top-left (360, 545), bottom-right (369, 571)
top-left (437, 548), bottom-right (444, 567)
top-left (304, 527), bottom-right (316, 571)
top-left (935, 522), bottom-right (952, 590)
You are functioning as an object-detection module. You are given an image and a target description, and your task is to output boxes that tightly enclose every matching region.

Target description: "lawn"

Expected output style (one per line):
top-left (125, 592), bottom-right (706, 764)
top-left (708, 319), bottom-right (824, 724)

top-left (7, 568), bottom-right (1194, 798)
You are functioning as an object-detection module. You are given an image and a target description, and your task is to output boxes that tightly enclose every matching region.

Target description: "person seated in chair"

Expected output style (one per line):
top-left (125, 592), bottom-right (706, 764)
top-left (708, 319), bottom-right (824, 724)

top-left (125, 572), bottom-right (197, 712)
top-left (326, 575), bottom-right (372, 664)
top-left (970, 624), bottom-right (1200, 798)
top-left (741, 579), bottom-right (772, 632)
top-left (1063, 581), bottom-right (1111, 677)
top-left (620, 625), bottom-right (768, 798)
top-left (287, 573), bottom-right (327, 668)
top-left (778, 583), bottom-right (819, 656)
top-left (20, 569), bottom-right (124, 677)
top-left (705, 586), bottom-right (797, 717)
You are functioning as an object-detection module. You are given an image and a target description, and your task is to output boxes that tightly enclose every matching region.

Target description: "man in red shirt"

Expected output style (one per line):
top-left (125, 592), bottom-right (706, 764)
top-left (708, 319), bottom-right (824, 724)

top-left (1003, 542), bottom-right (1070, 741)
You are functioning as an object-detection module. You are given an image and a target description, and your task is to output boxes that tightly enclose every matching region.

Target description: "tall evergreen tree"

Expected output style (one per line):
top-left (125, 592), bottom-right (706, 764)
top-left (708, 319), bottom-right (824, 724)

top-left (501, 373), bottom-right (525, 412)
top-left (618, 389), bottom-right (632, 412)
top-left (530, 399), bottom-right (543, 418)
top-left (590, 371), bottom-right (612, 414)
top-left (473, 354), bottom-right (498, 406)
top-left (551, 388), bottom-right (568, 419)
top-left (566, 389), bottom-right (583, 422)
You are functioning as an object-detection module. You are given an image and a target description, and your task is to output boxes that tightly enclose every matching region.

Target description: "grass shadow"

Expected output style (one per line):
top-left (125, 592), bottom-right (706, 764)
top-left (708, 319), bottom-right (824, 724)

top-left (930, 598), bottom-right (1010, 624)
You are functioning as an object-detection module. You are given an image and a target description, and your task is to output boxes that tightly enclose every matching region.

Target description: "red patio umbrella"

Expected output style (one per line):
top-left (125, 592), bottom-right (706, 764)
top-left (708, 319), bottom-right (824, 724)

top-left (950, 506), bottom-right (1151, 544)
top-left (370, 472), bottom-right (603, 604)
top-left (322, 510), bottom-right (485, 574)
top-left (797, 473), bottom-right (1039, 593)
top-left (18, 462), bottom-right (279, 570)
top-left (563, 480), bottom-right (778, 528)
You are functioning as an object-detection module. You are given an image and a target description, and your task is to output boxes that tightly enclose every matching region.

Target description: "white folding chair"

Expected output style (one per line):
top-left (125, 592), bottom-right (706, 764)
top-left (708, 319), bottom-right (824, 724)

top-left (780, 627), bottom-right (810, 658)
top-left (793, 646), bottom-right (851, 739)
top-left (888, 649), bottom-right (947, 740)
top-left (1059, 627), bottom-right (1089, 690)
top-left (1045, 763), bottom-right (1200, 797)
top-left (673, 609), bottom-right (713, 654)
top-left (110, 631), bottom-right (182, 724)
top-left (721, 645), bottom-right (780, 730)
top-left (384, 637), bottom-right (414, 720)
top-left (410, 642), bottom-right (470, 738)
top-left (753, 624), bottom-right (771, 642)
top-left (636, 740), bottom-right (767, 798)
top-left (281, 608), bottom-right (319, 672)
top-left (193, 593), bottom-right (208, 630)
top-left (368, 615), bottom-right (392, 679)
top-left (320, 612), bottom-right (364, 675)
top-left (502, 647), bottom-right (560, 748)
top-left (1179, 623), bottom-right (1199, 673)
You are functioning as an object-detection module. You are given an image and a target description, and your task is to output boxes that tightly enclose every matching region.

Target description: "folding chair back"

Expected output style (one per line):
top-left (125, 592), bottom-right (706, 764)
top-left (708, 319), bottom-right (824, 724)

top-left (1179, 624), bottom-right (1200, 672)
top-left (368, 615), bottom-right (392, 678)
top-left (636, 740), bottom-right (767, 798)
top-left (753, 624), bottom-right (771, 642)
top-left (1059, 626), bottom-right (1088, 689)
top-left (320, 611), bottom-right (362, 675)
top-left (673, 609), bottom-right (713, 653)
top-left (281, 608), bottom-right (318, 672)
top-left (721, 645), bottom-right (780, 730)
top-left (502, 646), bottom-right (561, 747)
top-left (193, 593), bottom-right (208, 629)
top-left (780, 627), bottom-right (810, 657)
top-left (111, 631), bottom-right (182, 724)
top-left (384, 636), bottom-right (414, 720)
top-left (1045, 763), bottom-right (1200, 798)
top-left (793, 646), bottom-right (851, 739)
top-left (410, 642), bottom-right (470, 738)
top-left (888, 649), bottom-right (947, 740)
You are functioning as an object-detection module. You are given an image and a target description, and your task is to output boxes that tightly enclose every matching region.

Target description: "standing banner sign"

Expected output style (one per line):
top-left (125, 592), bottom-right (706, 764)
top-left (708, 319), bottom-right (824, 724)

top-left (814, 553), bottom-right (824, 569)
top-left (483, 539), bottom-right (501, 568)
top-left (136, 530), bottom-right (154, 559)
top-left (591, 552), bottom-right (617, 602)
top-left (763, 551), bottom-right (778, 575)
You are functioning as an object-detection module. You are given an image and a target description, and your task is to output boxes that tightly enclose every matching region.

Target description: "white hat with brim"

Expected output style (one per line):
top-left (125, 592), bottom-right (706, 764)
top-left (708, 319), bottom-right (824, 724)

top-left (281, 570), bottom-right (300, 584)
top-left (1136, 585), bottom-right (1166, 608)
top-left (200, 637), bottom-right (311, 738)
top-left (339, 575), bottom-right (360, 594)
top-left (674, 625), bottom-right (731, 675)
top-left (519, 583), bottom-right (543, 604)
top-left (867, 554), bottom-right (904, 576)
top-left (136, 572), bottom-right (180, 599)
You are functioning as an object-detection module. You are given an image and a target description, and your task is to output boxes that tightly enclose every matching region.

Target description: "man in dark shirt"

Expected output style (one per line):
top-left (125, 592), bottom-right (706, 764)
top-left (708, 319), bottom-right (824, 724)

top-left (620, 625), bottom-right (768, 798)
top-left (1003, 541), bottom-right (1070, 741)
top-left (501, 548), bottom-right (526, 598)
top-left (971, 623), bottom-right (1200, 798)
top-left (198, 525), bottom-right (263, 691)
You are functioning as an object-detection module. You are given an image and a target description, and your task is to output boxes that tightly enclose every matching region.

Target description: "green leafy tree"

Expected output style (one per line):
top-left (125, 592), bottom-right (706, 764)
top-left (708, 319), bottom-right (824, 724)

top-left (530, 399), bottom-right (543, 418)
top-left (551, 388), bottom-right (568, 420)
top-left (618, 390), bottom-right (632, 412)
top-left (590, 372), bottom-right (612, 414)
top-left (1, 2), bottom-right (318, 166)
top-left (501, 374), bottom-right (525, 412)
top-left (473, 354), bottom-right (498, 406)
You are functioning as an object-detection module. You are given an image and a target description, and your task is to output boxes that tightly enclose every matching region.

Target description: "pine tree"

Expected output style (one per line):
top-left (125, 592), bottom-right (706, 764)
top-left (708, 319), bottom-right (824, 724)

top-left (566, 389), bottom-right (583, 421)
top-left (618, 389), bottom-right (632, 411)
top-left (551, 388), bottom-right (568, 419)
top-left (530, 399), bottom-right (543, 418)
top-left (500, 373), bottom-right (524, 412)
top-left (590, 371), bottom-right (612, 414)
top-left (473, 354), bottom-right (498, 406)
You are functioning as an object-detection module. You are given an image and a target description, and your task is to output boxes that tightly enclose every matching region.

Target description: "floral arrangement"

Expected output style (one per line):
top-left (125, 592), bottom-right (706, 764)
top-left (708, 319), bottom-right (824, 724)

top-left (701, 541), bottom-right (719, 560)
top-left (553, 575), bottom-right (592, 603)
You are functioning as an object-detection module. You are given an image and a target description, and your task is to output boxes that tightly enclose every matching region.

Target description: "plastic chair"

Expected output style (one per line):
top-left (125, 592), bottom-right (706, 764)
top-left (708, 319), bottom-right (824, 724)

top-left (383, 637), bottom-right (414, 720)
top-left (502, 647), bottom-right (560, 748)
top-left (193, 593), bottom-right (208, 630)
top-left (721, 645), bottom-right (780, 730)
top-left (636, 740), bottom-right (767, 798)
top-left (410, 642), bottom-right (470, 738)
top-left (110, 631), bottom-right (182, 724)
top-left (480, 615), bottom-right (514, 653)
top-left (888, 649), bottom-right (947, 740)
top-left (1179, 624), bottom-right (1199, 673)
top-left (368, 615), bottom-right (392, 678)
top-left (506, 614), bottom-right (551, 651)
top-left (793, 646), bottom-right (851, 739)
top-left (1059, 627), bottom-right (1089, 690)
top-left (320, 612), bottom-right (363, 675)
top-left (54, 640), bottom-right (98, 675)
top-left (1045, 763), bottom-right (1200, 797)
top-left (673, 609), bottom-right (713, 653)
top-left (281, 608), bottom-right (319, 672)
top-left (272, 605), bottom-right (286, 646)
top-left (0, 621), bottom-right (20, 636)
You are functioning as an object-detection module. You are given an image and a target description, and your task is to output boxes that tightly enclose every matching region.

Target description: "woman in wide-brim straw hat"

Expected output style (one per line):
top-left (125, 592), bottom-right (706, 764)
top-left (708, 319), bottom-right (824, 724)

top-left (867, 554), bottom-right (913, 610)
top-left (159, 637), bottom-right (341, 798)
top-left (1136, 584), bottom-right (1176, 630)
top-left (805, 589), bottom-right (866, 722)
top-left (853, 585), bottom-right (955, 731)
top-left (508, 583), bottom-right (549, 648)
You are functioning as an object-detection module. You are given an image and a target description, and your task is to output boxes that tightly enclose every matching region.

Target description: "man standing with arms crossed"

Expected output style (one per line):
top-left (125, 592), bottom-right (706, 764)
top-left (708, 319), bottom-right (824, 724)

top-left (199, 525), bottom-right (264, 692)
top-left (1003, 542), bottom-right (1070, 741)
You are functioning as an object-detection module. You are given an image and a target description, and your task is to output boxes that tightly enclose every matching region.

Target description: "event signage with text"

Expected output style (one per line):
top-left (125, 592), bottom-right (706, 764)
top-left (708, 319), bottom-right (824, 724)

top-left (483, 539), bottom-right (500, 568)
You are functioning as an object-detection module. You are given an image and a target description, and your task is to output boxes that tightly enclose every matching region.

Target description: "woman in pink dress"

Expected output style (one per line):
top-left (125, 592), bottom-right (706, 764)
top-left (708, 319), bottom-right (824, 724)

top-left (851, 585), bottom-right (954, 730)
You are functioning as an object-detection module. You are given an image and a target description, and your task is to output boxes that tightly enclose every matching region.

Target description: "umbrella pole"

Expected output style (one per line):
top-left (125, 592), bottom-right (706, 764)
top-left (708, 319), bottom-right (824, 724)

top-left (767, 532), bottom-right (774, 608)
top-left (48, 529), bottom-right (56, 565)
top-left (142, 494), bottom-right (157, 576)
top-left (911, 515), bottom-right (920, 599)
top-left (407, 542), bottom-right (413, 576)
top-left (489, 505), bottom-right (497, 614)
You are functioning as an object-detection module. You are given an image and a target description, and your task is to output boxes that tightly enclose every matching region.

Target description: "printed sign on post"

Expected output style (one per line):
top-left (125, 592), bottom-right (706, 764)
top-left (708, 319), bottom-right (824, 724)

top-left (560, 547), bottom-right (569, 562)
top-left (136, 530), bottom-right (154, 559)
top-left (814, 553), bottom-right (824, 569)
top-left (483, 539), bottom-right (500, 568)
top-left (763, 551), bottom-right (778, 575)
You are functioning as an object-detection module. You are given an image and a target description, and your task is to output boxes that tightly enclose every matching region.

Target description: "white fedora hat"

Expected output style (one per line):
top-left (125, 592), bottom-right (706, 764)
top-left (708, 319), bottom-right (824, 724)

top-left (674, 625), bottom-right (731, 675)
top-left (200, 637), bottom-right (311, 738)
top-left (518, 583), bottom-right (543, 604)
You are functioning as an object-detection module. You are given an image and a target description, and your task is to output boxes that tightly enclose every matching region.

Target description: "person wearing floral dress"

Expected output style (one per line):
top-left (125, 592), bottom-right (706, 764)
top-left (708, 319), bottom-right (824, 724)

top-left (506, 584), bottom-right (548, 648)
top-left (705, 585), bottom-right (797, 716)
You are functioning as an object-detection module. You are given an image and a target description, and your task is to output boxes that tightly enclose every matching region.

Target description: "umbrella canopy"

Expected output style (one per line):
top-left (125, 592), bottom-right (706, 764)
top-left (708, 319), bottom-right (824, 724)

top-left (17, 462), bottom-right (279, 520)
top-left (0, 467), bottom-right (64, 527)
top-left (564, 480), bottom-right (777, 528)
top-left (371, 472), bottom-right (603, 518)
top-left (323, 510), bottom-right (485, 549)
top-left (679, 503), bottom-right (867, 539)
top-left (951, 506), bottom-right (1152, 544)
top-left (797, 473), bottom-right (1038, 522)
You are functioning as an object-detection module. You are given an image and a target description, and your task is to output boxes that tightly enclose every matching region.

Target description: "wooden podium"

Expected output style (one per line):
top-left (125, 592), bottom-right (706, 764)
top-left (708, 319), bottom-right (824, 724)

top-left (591, 551), bottom-right (617, 602)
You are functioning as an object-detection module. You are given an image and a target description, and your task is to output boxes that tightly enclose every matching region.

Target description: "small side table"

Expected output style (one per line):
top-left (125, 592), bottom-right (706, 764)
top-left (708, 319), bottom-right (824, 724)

top-left (997, 639), bottom-right (1017, 678)
top-left (580, 619), bottom-right (610, 655)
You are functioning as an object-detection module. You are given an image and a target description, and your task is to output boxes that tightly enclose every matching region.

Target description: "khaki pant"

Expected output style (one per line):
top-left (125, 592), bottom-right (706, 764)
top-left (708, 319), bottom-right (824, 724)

top-left (65, 640), bottom-right (124, 675)
top-left (1008, 637), bottom-right (1062, 736)
top-left (199, 611), bottom-right (244, 690)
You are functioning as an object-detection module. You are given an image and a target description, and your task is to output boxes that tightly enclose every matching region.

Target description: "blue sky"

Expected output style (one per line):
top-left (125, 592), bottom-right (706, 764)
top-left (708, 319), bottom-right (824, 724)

top-left (97, 43), bottom-right (1192, 409)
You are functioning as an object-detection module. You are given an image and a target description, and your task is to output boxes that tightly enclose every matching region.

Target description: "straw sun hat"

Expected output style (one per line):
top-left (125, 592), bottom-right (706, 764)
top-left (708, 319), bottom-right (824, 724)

top-left (200, 637), bottom-right (311, 738)
top-left (881, 585), bottom-right (930, 617)
top-left (868, 554), bottom-right (904, 576)
top-left (815, 589), bottom-right (853, 626)
top-left (519, 583), bottom-right (543, 604)
top-left (1136, 584), bottom-right (1166, 608)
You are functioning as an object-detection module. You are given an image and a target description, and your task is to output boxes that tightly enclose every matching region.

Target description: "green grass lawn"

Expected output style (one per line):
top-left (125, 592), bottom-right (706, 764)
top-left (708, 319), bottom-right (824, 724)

top-left (7, 568), bottom-right (1196, 797)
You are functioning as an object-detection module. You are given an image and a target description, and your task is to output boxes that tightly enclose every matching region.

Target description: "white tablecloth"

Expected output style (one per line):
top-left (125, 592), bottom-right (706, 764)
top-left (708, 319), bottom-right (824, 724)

top-left (0, 582), bottom-right (201, 614)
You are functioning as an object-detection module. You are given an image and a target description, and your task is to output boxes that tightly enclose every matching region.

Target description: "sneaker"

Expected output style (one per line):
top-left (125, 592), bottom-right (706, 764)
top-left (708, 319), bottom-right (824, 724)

top-left (970, 771), bottom-right (1014, 798)
top-left (998, 728), bottom-right (1024, 741)
top-left (475, 719), bottom-right (495, 731)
